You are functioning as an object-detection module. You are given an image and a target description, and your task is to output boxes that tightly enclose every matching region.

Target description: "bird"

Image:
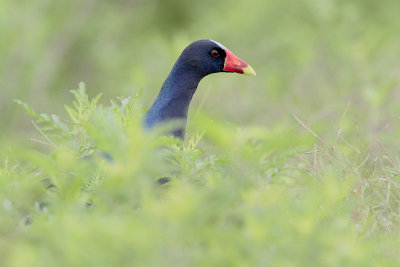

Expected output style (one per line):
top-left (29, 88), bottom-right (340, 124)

top-left (143, 39), bottom-right (256, 139)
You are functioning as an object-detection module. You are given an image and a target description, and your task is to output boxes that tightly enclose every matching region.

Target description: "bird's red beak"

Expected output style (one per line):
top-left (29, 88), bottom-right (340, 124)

top-left (223, 49), bottom-right (256, 76)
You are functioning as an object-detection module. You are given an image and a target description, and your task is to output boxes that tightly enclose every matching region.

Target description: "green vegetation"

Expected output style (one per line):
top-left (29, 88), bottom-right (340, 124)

top-left (2, 0), bottom-right (400, 266)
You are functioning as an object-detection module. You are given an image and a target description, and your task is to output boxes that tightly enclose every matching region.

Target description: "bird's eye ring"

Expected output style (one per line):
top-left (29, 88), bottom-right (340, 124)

top-left (210, 49), bottom-right (220, 58)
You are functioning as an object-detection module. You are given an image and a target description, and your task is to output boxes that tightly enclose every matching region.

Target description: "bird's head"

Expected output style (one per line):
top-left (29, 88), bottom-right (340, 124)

top-left (177, 39), bottom-right (256, 77)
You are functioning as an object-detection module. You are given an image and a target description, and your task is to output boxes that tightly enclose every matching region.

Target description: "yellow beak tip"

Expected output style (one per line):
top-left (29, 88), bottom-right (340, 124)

top-left (243, 65), bottom-right (256, 76)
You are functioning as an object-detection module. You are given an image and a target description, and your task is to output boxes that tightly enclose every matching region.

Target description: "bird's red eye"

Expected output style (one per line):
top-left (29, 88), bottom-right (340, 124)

top-left (210, 49), bottom-right (220, 58)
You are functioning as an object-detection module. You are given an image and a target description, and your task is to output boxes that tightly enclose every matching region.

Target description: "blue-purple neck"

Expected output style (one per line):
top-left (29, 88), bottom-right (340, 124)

top-left (143, 63), bottom-right (203, 139)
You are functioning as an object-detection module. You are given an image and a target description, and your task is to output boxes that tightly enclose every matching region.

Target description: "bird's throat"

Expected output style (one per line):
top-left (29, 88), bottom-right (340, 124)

top-left (143, 65), bottom-right (203, 139)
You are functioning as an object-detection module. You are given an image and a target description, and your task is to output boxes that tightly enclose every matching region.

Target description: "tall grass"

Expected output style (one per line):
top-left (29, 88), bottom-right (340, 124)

top-left (1, 83), bottom-right (400, 266)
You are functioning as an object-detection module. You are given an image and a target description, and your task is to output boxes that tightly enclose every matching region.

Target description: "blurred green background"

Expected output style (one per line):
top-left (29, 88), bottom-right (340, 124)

top-left (2, 0), bottom-right (400, 140)
top-left (2, 0), bottom-right (400, 266)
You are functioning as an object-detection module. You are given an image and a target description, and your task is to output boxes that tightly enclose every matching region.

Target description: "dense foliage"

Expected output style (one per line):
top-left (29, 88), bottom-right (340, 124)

top-left (2, 0), bottom-right (400, 266)
top-left (1, 84), bottom-right (400, 266)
